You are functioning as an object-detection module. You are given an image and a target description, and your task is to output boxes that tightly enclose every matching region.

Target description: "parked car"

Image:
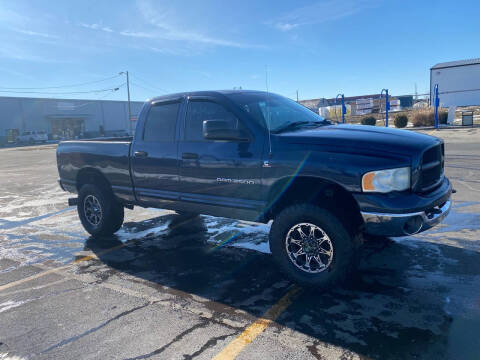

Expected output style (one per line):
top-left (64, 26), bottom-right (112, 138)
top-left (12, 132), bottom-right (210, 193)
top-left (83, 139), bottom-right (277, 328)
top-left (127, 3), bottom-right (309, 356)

top-left (17, 131), bottom-right (48, 144)
top-left (56, 90), bottom-right (452, 288)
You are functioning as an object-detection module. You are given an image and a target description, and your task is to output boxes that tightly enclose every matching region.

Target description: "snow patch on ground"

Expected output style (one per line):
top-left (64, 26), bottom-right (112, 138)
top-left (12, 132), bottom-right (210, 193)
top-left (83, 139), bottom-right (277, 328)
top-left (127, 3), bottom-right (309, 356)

top-left (0, 354), bottom-right (27, 360)
top-left (116, 221), bottom-right (172, 242)
top-left (0, 300), bottom-right (26, 314)
top-left (0, 246), bottom-right (39, 267)
top-left (203, 216), bottom-right (272, 253)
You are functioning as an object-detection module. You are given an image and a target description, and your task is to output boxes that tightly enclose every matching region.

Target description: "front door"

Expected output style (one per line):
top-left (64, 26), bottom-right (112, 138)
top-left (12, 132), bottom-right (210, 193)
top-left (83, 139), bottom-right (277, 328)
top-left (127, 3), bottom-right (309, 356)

top-left (178, 97), bottom-right (265, 220)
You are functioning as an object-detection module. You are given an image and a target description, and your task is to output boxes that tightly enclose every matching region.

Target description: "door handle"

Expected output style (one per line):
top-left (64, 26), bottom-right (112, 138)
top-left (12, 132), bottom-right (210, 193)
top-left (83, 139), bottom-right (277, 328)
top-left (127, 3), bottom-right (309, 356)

top-left (134, 150), bottom-right (148, 158)
top-left (182, 152), bottom-right (198, 160)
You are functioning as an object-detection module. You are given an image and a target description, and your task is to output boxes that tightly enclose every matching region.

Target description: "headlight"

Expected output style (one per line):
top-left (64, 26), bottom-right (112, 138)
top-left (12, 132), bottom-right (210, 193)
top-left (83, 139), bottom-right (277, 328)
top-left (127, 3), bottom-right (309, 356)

top-left (362, 167), bottom-right (410, 193)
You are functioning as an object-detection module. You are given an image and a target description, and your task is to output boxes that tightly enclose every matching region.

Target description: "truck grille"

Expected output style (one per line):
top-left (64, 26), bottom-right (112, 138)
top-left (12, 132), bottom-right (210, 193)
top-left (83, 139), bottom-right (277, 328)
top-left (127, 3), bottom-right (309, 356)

top-left (419, 144), bottom-right (444, 192)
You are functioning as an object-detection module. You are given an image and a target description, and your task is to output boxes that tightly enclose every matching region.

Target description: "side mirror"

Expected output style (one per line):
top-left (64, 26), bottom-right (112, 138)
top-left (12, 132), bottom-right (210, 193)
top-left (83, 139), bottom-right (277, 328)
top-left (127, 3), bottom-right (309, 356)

top-left (202, 119), bottom-right (248, 141)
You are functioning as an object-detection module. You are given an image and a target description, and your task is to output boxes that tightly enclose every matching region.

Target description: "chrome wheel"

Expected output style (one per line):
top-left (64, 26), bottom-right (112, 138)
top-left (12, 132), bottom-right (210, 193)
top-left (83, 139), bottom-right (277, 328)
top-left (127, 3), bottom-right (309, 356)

top-left (84, 195), bottom-right (103, 226)
top-left (285, 222), bottom-right (334, 274)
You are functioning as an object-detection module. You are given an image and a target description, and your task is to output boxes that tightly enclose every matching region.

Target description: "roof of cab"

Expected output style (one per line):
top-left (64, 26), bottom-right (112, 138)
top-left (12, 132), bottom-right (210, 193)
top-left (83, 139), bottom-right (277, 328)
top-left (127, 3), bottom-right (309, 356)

top-left (149, 89), bottom-right (268, 103)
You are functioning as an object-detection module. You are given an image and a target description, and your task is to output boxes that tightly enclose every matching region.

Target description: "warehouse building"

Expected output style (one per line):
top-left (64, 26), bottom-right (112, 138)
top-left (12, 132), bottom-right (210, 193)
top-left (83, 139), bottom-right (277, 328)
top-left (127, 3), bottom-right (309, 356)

top-left (430, 58), bottom-right (480, 106)
top-left (0, 96), bottom-right (144, 145)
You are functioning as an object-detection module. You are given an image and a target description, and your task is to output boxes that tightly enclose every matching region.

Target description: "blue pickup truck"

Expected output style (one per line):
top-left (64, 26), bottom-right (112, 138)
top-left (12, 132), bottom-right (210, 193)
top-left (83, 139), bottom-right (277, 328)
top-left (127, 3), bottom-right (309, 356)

top-left (57, 90), bottom-right (452, 287)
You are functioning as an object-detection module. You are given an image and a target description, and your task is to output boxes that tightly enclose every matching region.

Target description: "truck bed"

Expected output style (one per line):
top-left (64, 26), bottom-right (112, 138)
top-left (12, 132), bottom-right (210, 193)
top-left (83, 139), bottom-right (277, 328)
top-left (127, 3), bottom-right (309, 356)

top-left (56, 138), bottom-right (134, 202)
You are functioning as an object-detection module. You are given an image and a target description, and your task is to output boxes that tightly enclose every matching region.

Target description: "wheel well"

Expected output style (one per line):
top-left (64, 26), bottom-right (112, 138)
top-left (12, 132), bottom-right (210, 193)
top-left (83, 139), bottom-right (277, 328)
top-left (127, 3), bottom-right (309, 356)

top-left (76, 168), bottom-right (113, 195)
top-left (266, 176), bottom-right (363, 235)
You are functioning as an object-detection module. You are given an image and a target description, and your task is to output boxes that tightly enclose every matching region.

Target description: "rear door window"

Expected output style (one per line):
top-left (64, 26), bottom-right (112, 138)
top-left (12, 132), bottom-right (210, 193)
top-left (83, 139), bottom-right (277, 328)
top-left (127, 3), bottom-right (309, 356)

top-left (143, 102), bottom-right (180, 142)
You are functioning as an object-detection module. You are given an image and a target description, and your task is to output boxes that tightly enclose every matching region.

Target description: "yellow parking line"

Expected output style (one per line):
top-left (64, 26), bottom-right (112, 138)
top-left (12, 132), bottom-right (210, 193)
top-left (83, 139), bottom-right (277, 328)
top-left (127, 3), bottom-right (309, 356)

top-left (0, 265), bottom-right (70, 292)
top-left (0, 244), bottom-right (123, 292)
top-left (212, 285), bottom-right (301, 360)
top-left (0, 215), bottom-right (193, 293)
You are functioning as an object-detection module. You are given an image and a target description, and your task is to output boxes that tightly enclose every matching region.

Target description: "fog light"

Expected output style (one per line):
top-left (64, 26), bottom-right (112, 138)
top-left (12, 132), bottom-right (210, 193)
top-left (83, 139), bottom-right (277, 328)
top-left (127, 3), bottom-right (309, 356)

top-left (403, 216), bottom-right (423, 235)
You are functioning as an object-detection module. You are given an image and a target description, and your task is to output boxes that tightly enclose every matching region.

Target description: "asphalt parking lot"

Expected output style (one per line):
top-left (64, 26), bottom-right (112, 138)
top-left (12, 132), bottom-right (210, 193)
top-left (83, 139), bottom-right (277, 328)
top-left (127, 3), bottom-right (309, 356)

top-left (1, 128), bottom-right (479, 360)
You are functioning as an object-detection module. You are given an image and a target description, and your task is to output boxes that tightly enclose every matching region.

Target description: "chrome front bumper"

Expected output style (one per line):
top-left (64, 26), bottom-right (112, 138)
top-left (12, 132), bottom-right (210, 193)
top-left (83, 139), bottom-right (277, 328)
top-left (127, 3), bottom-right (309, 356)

top-left (361, 200), bottom-right (452, 237)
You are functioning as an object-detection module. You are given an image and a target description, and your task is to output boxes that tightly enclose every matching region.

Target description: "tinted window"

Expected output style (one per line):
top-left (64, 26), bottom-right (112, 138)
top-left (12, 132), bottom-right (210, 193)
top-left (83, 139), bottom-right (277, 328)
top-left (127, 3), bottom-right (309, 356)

top-left (185, 101), bottom-right (239, 141)
top-left (143, 102), bottom-right (179, 142)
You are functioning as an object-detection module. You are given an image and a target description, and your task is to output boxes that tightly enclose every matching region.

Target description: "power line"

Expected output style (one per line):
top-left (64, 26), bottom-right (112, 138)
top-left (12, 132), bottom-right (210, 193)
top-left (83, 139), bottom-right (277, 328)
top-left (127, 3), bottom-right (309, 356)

top-left (0, 83), bottom-right (125, 95)
top-left (130, 74), bottom-right (170, 93)
top-left (0, 74), bottom-right (122, 90)
top-left (69, 84), bottom-right (127, 108)
top-left (131, 81), bottom-right (168, 95)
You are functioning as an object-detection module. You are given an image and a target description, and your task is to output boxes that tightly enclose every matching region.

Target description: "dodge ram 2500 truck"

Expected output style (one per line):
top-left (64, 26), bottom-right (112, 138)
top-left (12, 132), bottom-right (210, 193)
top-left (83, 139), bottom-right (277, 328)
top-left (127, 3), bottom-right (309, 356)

top-left (57, 90), bottom-right (452, 287)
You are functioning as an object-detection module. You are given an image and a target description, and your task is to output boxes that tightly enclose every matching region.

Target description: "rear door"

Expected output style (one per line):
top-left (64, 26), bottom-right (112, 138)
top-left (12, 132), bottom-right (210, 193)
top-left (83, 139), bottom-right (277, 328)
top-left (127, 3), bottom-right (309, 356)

top-left (131, 99), bottom-right (183, 206)
top-left (178, 96), bottom-right (265, 220)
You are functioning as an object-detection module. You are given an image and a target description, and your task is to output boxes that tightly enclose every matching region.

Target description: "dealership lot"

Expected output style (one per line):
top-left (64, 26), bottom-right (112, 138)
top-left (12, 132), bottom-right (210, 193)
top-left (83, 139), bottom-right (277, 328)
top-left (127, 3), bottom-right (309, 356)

top-left (1, 128), bottom-right (479, 360)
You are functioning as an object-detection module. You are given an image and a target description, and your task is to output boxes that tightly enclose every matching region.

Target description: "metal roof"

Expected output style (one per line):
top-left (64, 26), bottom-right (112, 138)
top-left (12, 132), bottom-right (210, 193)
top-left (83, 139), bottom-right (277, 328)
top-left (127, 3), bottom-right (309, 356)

top-left (431, 58), bottom-right (480, 70)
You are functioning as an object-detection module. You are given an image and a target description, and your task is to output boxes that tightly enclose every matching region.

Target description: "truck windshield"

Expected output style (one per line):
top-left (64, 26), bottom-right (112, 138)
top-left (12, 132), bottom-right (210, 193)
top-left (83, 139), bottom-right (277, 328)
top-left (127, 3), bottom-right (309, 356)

top-left (229, 92), bottom-right (330, 133)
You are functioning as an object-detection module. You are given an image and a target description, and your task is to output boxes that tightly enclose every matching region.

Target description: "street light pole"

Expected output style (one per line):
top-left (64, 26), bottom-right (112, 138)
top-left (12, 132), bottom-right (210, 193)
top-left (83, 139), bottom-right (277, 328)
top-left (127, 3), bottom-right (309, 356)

top-left (120, 71), bottom-right (132, 135)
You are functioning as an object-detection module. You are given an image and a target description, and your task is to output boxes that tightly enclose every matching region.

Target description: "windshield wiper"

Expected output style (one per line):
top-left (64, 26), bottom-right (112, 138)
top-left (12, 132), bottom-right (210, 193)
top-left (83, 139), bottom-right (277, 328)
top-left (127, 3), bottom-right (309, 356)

top-left (272, 120), bottom-right (330, 134)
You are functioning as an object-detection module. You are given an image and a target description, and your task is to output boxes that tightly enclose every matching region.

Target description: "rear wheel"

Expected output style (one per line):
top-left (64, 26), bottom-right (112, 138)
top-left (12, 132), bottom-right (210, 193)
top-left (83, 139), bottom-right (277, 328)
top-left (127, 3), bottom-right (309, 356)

top-left (78, 184), bottom-right (124, 236)
top-left (269, 204), bottom-right (356, 288)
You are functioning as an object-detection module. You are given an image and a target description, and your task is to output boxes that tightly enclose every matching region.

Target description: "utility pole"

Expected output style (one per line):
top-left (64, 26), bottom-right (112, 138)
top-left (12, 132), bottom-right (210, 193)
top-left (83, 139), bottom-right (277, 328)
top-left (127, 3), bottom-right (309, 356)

top-left (296, 90), bottom-right (299, 102)
top-left (120, 71), bottom-right (132, 135)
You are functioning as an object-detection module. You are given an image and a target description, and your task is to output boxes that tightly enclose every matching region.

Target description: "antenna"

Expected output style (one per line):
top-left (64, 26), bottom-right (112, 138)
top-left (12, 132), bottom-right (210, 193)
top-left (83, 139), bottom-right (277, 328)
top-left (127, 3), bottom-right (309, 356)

top-left (265, 65), bottom-right (272, 157)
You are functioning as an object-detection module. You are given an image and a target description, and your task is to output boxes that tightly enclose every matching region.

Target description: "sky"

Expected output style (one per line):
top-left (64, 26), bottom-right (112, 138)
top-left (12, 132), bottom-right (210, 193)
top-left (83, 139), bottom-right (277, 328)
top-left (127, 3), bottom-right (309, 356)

top-left (0, 0), bottom-right (478, 102)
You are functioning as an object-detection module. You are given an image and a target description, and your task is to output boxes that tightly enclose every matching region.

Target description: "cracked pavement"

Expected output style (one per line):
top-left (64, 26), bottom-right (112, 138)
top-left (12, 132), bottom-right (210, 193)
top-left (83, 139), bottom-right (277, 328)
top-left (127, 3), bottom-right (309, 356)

top-left (0, 128), bottom-right (480, 359)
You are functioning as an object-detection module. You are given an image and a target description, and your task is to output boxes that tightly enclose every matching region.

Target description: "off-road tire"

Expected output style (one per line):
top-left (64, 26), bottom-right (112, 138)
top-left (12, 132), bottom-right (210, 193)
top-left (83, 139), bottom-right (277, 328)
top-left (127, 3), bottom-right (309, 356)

top-left (269, 204), bottom-right (357, 288)
top-left (175, 211), bottom-right (199, 219)
top-left (78, 184), bottom-right (124, 236)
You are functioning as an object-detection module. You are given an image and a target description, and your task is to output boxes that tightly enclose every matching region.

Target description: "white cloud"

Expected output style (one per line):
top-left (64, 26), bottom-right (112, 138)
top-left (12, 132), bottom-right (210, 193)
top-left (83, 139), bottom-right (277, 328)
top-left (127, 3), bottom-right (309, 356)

top-left (269, 0), bottom-right (380, 31)
top-left (119, 30), bottom-right (156, 39)
top-left (274, 23), bottom-right (299, 32)
top-left (0, 5), bottom-right (60, 39)
top-left (133, 0), bottom-right (262, 49)
top-left (0, 46), bottom-right (60, 63)
top-left (80, 23), bottom-right (113, 33)
top-left (0, 6), bottom-right (29, 25)
top-left (11, 28), bottom-right (59, 39)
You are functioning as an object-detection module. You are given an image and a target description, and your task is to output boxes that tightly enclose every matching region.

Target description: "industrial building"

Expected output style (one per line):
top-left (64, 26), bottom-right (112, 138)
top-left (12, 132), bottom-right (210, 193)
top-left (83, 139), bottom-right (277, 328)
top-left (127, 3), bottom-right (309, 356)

top-left (430, 58), bottom-right (480, 107)
top-left (299, 94), bottom-right (412, 117)
top-left (0, 96), bottom-right (144, 145)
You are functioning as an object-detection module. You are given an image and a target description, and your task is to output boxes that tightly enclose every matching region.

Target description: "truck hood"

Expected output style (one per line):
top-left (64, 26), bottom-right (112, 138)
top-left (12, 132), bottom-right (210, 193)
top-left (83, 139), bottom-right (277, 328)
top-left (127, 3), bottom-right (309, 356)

top-left (276, 124), bottom-right (441, 156)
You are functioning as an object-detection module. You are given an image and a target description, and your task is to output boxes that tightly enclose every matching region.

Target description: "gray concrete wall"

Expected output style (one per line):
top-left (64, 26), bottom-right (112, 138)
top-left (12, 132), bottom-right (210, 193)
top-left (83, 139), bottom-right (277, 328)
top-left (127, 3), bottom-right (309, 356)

top-left (0, 96), bottom-right (144, 143)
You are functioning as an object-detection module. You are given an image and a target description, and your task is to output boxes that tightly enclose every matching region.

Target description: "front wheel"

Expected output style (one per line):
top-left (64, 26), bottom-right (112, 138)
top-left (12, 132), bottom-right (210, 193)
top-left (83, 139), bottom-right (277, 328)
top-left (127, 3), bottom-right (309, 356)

top-left (269, 204), bottom-right (357, 288)
top-left (78, 184), bottom-right (124, 236)
top-left (175, 211), bottom-right (199, 219)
